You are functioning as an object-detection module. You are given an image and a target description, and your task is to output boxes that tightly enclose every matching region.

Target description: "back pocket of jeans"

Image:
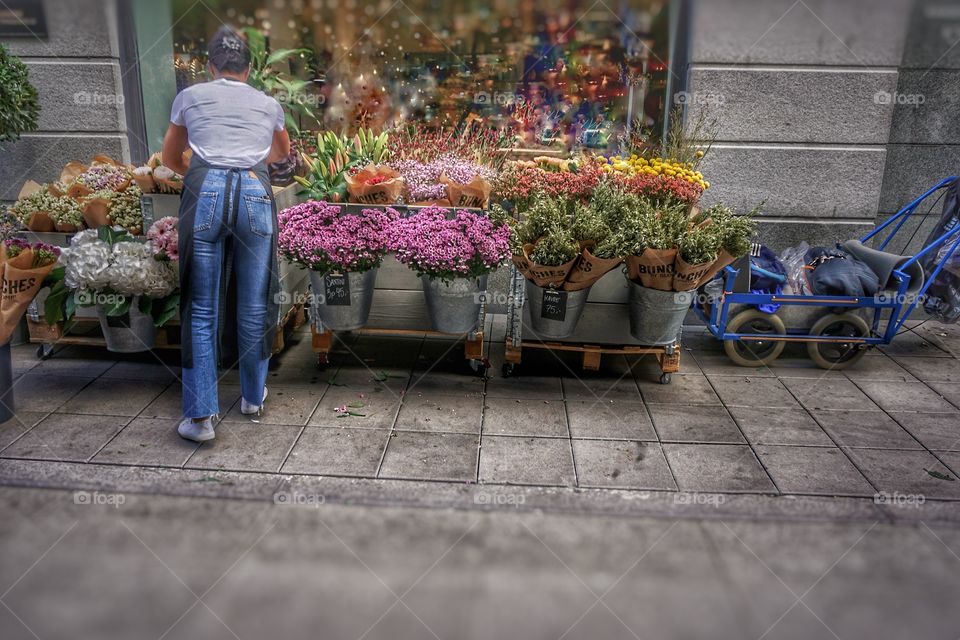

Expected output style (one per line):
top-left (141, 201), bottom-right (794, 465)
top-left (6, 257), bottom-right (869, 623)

top-left (194, 191), bottom-right (219, 232)
top-left (244, 194), bottom-right (274, 237)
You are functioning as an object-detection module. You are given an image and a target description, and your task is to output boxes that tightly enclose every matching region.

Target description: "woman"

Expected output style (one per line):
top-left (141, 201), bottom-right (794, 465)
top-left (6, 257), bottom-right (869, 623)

top-left (162, 26), bottom-right (291, 442)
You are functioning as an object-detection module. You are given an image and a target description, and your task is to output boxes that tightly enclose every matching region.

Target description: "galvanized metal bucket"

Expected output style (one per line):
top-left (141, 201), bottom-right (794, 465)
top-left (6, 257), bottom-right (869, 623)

top-left (525, 280), bottom-right (591, 339)
top-left (310, 268), bottom-right (379, 331)
top-left (627, 280), bottom-right (692, 345)
top-left (421, 275), bottom-right (487, 333)
top-left (97, 297), bottom-right (157, 353)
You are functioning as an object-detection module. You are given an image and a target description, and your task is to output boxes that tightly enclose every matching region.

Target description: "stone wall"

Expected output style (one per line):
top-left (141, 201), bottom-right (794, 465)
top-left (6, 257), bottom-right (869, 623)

top-left (0, 0), bottom-right (129, 203)
top-left (686, 0), bottom-right (913, 251)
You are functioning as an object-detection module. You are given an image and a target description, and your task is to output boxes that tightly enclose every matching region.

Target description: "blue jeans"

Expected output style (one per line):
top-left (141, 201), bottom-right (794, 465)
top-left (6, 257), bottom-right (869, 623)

top-left (182, 169), bottom-right (274, 418)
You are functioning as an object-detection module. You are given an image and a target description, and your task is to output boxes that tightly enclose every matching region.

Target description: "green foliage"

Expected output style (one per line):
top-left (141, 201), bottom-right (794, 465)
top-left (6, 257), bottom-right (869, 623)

top-left (0, 43), bottom-right (40, 144)
top-left (702, 202), bottom-right (760, 258)
top-left (242, 27), bottom-right (316, 133)
top-left (529, 228), bottom-right (579, 267)
top-left (351, 127), bottom-right (390, 165)
top-left (678, 224), bottom-right (721, 265)
top-left (294, 131), bottom-right (357, 201)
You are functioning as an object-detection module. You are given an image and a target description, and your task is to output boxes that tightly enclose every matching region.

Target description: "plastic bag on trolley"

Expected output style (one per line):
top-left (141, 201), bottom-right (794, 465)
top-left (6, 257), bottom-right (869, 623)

top-left (921, 178), bottom-right (960, 323)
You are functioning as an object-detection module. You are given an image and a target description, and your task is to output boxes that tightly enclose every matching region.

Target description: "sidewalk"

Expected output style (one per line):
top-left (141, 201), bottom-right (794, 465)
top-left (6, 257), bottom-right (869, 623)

top-left (1, 317), bottom-right (960, 513)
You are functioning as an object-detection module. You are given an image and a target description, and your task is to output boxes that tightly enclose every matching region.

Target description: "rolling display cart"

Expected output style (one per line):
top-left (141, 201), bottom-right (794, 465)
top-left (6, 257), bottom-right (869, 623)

top-left (309, 204), bottom-right (487, 373)
top-left (696, 177), bottom-right (960, 369)
top-left (503, 265), bottom-right (682, 384)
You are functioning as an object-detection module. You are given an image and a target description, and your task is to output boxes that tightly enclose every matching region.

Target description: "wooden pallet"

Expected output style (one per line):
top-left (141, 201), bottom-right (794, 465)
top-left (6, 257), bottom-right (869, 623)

top-left (503, 338), bottom-right (681, 382)
top-left (310, 323), bottom-right (485, 369)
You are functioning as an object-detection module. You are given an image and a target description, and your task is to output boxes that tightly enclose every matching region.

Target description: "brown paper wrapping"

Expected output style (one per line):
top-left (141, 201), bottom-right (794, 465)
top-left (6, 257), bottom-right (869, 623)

top-left (55, 223), bottom-right (81, 233)
top-left (511, 253), bottom-right (532, 280)
top-left (409, 199), bottom-right (452, 207)
top-left (626, 248), bottom-right (677, 291)
top-left (522, 243), bottom-right (579, 288)
top-left (346, 165), bottom-right (404, 205)
top-left (154, 176), bottom-right (183, 194)
top-left (565, 244), bottom-right (623, 290)
top-left (132, 173), bottom-right (156, 194)
top-left (26, 212), bottom-right (55, 232)
top-left (695, 249), bottom-right (737, 288)
top-left (82, 198), bottom-right (112, 229)
top-left (673, 253), bottom-right (715, 292)
top-left (59, 161), bottom-right (87, 185)
top-left (0, 247), bottom-right (56, 344)
top-left (66, 182), bottom-right (94, 200)
top-left (441, 173), bottom-right (492, 209)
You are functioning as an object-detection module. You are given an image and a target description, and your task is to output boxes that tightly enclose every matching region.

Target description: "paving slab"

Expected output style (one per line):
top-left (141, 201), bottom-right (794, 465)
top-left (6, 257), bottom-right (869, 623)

top-left (754, 445), bottom-right (876, 496)
top-left (852, 448), bottom-right (960, 500)
top-left (565, 400), bottom-right (656, 441)
top-left (708, 375), bottom-right (801, 409)
top-left (309, 387), bottom-right (401, 430)
top-left (648, 404), bottom-right (745, 444)
top-left (394, 394), bottom-right (482, 434)
top-left (890, 356), bottom-right (960, 383)
top-left (728, 406), bottom-right (833, 446)
top-left (380, 431), bottom-right (478, 482)
top-left (0, 412), bottom-right (49, 451)
top-left (55, 378), bottom-right (168, 417)
top-left (843, 353), bottom-right (917, 382)
top-left (101, 360), bottom-right (180, 383)
top-left (482, 398), bottom-right (567, 437)
top-left (782, 377), bottom-right (881, 411)
top-left (1, 413), bottom-right (128, 462)
top-left (479, 436), bottom-right (575, 486)
top-left (561, 374), bottom-right (642, 402)
top-left (924, 381), bottom-right (960, 408)
top-left (282, 427), bottom-right (389, 477)
top-left (854, 380), bottom-right (958, 413)
top-left (222, 384), bottom-right (324, 426)
top-left (93, 417), bottom-right (200, 468)
top-left (485, 375), bottom-right (563, 399)
top-left (662, 443), bottom-right (777, 493)
top-left (186, 423), bottom-right (301, 473)
top-left (811, 409), bottom-right (922, 449)
top-left (406, 370), bottom-right (485, 397)
top-left (140, 384), bottom-right (240, 420)
top-left (571, 440), bottom-right (676, 490)
top-left (636, 373), bottom-right (722, 405)
top-left (6, 374), bottom-right (92, 412)
top-left (325, 366), bottom-right (410, 394)
top-left (888, 412), bottom-right (960, 452)
top-left (691, 352), bottom-right (777, 377)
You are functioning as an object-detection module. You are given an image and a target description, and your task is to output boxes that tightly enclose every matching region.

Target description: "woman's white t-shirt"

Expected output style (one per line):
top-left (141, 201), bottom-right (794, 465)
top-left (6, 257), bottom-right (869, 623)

top-left (170, 78), bottom-right (285, 168)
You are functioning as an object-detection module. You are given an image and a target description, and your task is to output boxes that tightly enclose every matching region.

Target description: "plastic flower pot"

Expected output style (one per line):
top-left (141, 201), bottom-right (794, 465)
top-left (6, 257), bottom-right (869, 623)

top-left (309, 268), bottom-right (378, 331)
top-left (97, 296), bottom-right (156, 353)
top-left (524, 280), bottom-right (591, 339)
top-left (626, 279), bottom-right (692, 346)
top-left (420, 275), bottom-right (487, 334)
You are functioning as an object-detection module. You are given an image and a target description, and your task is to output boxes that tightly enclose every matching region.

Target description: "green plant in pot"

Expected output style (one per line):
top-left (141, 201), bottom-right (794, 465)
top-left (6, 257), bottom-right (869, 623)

top-left (0, 43), bottom-right (40, 145)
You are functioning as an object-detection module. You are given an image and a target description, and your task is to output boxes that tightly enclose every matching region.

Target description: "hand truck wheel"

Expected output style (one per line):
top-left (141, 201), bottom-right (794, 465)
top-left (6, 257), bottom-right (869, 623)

top-left (501, 363), bottom-right (516, 378)
top-left (659, 373), bottom-right (672, 385)
top-left (807, 313), bottom-right (870, 370)
top-left (723, 309), bottom-right (787, 367)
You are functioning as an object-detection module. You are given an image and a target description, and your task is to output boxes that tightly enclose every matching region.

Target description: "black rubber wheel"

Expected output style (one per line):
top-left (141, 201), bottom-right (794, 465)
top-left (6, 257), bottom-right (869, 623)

top-left (315, 352), bottom-right (329, 369)
top-left (660, 373), bottom-right (672, 385)
top-left (36, 344), bottom-right (53, 360)
top-left (807, 313), bottom-right (870, 370)
top-left (502, 363), bottom-right (515, 378)
top-left (723, 309), bottom-right (787, 367)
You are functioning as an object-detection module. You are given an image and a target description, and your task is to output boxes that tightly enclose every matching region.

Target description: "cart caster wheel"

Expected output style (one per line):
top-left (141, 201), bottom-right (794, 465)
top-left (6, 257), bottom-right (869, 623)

top-left (808, 313), bottom-right (870, 370)
top-left (723, 309), bottom-right (787, 367)
top-left (36, 344), bottom-right (53, 360)
top-left (467, 359), bottom-right (486, 377)
top-left (502, 363), bottom-right (516, 378)
top-left (315, 353), bottom-right (329, 369)
top-left (660, 373), bottom-right (672, 385)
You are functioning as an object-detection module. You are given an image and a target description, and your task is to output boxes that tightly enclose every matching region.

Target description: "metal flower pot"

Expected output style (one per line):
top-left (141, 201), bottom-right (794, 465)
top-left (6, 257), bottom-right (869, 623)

top-left (420, 275), bottom-right (487, 333)
top-left (627, 279), bottom-right (692, 346)
top-left (309, 268), bottom-right (378, 331)
top-left (97, 296), bottom-right (157, 353)
top-left (525, 280), bottom-right (591, 339)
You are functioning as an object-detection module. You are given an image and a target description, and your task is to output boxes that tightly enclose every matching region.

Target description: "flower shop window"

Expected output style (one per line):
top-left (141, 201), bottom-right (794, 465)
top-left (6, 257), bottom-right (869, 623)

top-left (132, 0), bottom-right (687, 154)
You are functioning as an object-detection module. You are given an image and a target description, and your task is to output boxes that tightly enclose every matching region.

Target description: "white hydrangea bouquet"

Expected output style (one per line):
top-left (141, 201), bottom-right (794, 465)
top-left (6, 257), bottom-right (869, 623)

top-left (44, 222), bottom-right (180, 327)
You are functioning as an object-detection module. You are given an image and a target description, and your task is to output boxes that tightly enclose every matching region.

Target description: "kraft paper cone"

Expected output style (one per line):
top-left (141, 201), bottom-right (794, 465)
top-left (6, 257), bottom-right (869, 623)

top-left (626, 248), bottom-right (677, 291)
top-left (26, 212), bottom-right (55, 232)
top-left (695, 249), bottom-right (737, 288)
top-left (155, 176), bottom-right (183, 194)
top-left (147, 152), bottom-right (163, 169)
top-left (441, 173), bottom-right (492, 209)
top-left (82, 198), bottom-right (111, 229)
top-left (66, 182), bottom-right (94, 200)
top-left (566, 244), bottom-right (622, 289)
top-left (60, 161), bottom-right (87, 185)
top-left (346, 165), bottom-right (404, 205)
top-left (522, 243), bottom-right (579, 288)
top-left (0, 248), bottom-right (55, 344)
top-left (17, 180), bottom-right (42, 200)
top-left (55, 222), bottom-right (81, 233)
top-left (132, 174), bottom-right (156, 193)
top-left (673, 253), bottom-right (715, 292)
top-left (511, 253), bottom-right (532, 280)
top-left (410, 199), bottom-right (451, 207)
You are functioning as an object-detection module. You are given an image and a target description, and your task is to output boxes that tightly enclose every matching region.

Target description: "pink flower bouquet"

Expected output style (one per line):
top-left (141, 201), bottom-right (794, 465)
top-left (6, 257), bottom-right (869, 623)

top-left (147, 216), bottom-right (179, 261)
top-left (278, 201), bottom-right (399, 273)
top-left (394, 206), bottom-right (511, 282)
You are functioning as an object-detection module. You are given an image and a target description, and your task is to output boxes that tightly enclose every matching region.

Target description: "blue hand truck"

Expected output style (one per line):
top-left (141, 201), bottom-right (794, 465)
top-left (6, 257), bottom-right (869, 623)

top-left (694, 177), bottom-right (960, 369)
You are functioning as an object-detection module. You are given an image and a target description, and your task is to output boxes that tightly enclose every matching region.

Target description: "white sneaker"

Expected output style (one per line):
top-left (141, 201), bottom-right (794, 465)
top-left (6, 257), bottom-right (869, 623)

top-left (241, 387), bottom-right (268, 416)
top-left (177, 416), bottom-right (216, 442)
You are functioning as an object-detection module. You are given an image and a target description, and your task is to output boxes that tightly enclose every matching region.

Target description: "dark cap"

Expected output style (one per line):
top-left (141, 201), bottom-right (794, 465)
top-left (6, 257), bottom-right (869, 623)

top-left (208, 26), bottom-right (251, 74)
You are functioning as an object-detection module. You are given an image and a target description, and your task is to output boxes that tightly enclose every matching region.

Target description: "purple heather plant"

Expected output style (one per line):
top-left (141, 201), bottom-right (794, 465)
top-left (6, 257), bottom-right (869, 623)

top-left (278, 201), bottom-right (399, 273)
top-left (391, 155), bottom-right (495, 203)
top-left (393, 206), bottom-right (511, 282)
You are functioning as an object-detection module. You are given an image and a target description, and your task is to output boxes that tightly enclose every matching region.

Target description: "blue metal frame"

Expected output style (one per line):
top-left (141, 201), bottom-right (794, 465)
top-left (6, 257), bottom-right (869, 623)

top-left (694, 177), bottom-right (959, 348)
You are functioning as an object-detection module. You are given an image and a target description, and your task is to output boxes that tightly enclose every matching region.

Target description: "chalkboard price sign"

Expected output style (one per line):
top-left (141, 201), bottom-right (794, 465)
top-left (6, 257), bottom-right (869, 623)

top-left (324, 273), bottom-right (351, 306)
top-left (540, 289), bottom-right (567, 321)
